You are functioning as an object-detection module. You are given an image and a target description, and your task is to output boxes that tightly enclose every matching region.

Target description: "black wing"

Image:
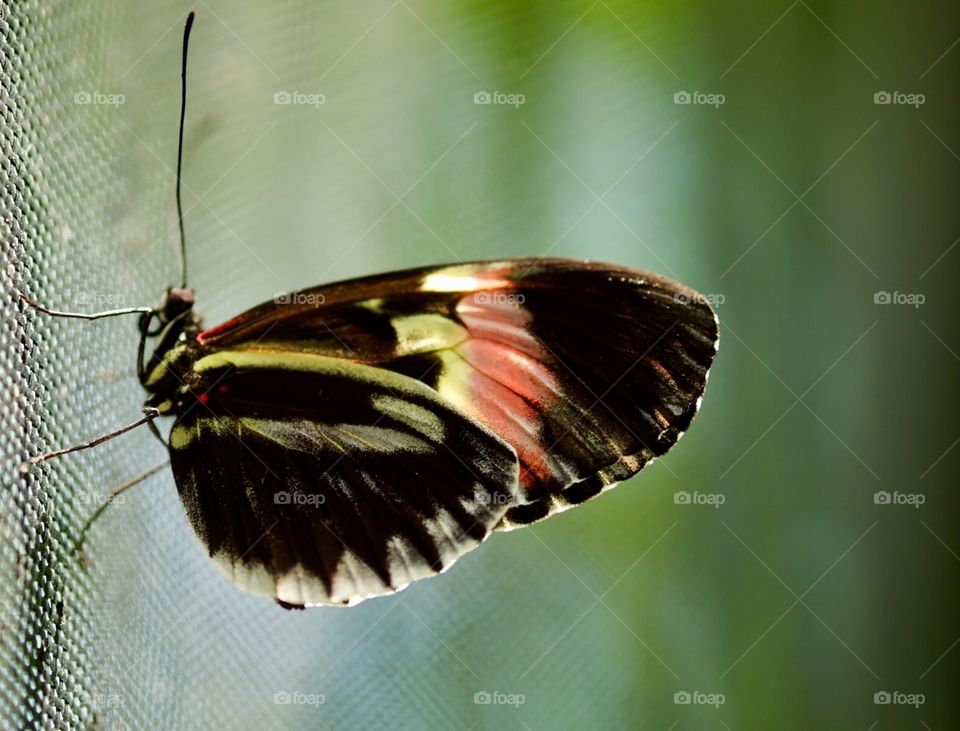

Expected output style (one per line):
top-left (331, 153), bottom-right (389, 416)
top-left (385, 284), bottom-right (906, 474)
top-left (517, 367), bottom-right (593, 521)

top-left (196, 259), bottom-right (720, 528)
top-left (168, 350), bottom-right (519, 606)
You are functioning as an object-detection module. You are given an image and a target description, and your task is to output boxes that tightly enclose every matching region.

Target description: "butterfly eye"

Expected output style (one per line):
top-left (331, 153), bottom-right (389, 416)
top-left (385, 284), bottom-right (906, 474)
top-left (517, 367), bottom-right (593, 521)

top-left (168, 287), bottom-right (195, 305)
top-left (159, 287), bottom-right (196, 323)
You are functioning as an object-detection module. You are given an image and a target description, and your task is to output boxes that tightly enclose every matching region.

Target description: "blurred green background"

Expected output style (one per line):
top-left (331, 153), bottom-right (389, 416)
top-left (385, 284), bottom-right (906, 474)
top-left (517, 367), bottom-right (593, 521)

top-left (5, 0), bottom-right (958, 728)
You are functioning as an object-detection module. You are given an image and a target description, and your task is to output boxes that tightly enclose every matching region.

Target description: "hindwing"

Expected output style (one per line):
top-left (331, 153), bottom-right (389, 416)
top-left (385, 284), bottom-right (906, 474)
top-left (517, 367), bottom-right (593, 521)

top-left (169, 350), bottom-right (519, 606)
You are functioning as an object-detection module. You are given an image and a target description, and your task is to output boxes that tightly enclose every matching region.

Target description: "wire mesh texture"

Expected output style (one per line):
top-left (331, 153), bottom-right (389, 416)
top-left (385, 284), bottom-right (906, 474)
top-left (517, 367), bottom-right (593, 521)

top-left (2, 1), bottom-right (959, 729)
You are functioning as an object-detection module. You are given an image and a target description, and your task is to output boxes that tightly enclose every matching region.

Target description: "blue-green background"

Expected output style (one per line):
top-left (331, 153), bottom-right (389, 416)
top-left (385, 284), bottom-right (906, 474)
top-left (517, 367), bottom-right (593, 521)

top-left (6, 1), bottom-right (958, 728)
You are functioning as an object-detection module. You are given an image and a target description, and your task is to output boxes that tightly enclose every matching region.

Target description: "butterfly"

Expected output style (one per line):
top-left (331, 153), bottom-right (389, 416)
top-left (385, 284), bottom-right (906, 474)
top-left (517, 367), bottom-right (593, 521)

top-left (21, 12), bottom-right (719, 608)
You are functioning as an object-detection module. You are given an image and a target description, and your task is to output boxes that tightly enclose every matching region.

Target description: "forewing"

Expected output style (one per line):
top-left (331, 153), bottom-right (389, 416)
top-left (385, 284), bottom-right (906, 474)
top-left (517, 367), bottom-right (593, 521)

top-left (169, 351), bottom-right (519, 607)
top-left (197, 259), bottom-right (719, 528)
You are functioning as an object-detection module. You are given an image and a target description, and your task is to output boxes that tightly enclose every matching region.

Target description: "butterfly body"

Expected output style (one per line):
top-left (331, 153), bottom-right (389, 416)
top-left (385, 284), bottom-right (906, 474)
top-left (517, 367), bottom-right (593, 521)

top-left (137, 259), bottom-right (718, 607)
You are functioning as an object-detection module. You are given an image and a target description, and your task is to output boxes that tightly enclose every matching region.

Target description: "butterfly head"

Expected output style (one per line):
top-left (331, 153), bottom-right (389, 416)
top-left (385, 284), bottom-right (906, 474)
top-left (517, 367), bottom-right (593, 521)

top-left (138, 287), bottom-right (203, 360)
top-left (159, 287), bottom-right (196, 323)
top-left (141, 287), bottom-right (201, 335)
top-left (139, 287), bottom-right (205, 405)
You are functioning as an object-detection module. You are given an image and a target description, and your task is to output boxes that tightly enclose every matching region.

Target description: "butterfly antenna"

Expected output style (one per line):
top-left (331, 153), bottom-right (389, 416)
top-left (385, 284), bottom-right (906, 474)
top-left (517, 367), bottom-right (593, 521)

top-left (176, 11), bottom-right (195, 289)
top-left (20, 408), bottom-right (161, 475)
top-left (72, 461), bottom-right (169, 559)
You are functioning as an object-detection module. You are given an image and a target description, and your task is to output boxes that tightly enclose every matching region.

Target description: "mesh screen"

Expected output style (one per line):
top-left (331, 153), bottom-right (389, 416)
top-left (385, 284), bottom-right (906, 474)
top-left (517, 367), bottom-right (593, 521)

top-left (3, 1), bottom-right (959, 729)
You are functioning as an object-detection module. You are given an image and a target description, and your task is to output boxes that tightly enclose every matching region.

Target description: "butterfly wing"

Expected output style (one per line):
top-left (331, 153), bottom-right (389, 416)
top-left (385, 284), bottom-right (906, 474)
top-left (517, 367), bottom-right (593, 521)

top-left (168, 350), bottom-right (519, 607)
top-left (196, 258), bottom-right (719, 528)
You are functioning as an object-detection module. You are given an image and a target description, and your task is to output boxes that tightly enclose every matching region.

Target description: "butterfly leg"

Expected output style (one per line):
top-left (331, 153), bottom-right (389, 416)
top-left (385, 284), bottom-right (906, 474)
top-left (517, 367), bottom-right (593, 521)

top-left (15, 289), bottom-right (153, 321)
top-left (20, 408), bottom-right (161, 474)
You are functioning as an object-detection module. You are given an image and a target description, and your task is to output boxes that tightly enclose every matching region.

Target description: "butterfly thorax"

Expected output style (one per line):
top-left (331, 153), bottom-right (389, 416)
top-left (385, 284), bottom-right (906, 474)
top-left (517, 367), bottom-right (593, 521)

top-left (141, 288), bottom-right (206, 415)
